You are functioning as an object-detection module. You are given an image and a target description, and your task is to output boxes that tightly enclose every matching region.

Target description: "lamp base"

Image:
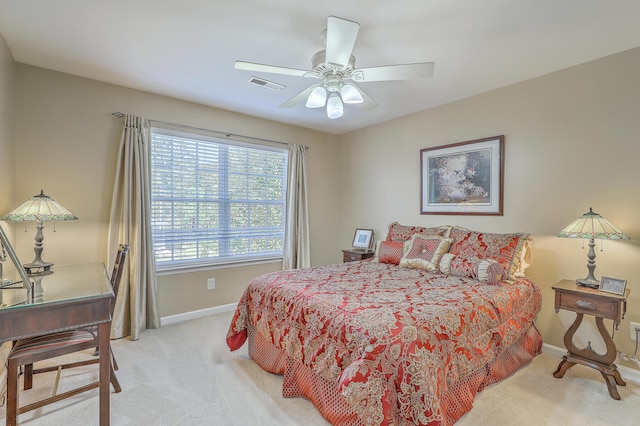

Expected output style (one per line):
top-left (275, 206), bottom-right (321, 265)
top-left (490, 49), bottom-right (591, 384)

top-left (23, 260), bottom-right (53, 275)
top-left (576, 277), bottom-right (600, 289)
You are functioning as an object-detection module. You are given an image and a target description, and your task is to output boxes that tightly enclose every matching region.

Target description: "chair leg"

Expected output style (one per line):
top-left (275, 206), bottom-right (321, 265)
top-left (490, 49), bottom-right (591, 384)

top-left (110, 347), bottom-right (119, 371)
top-left (23, 363), bottom-right (33, 390)
top-left (52, 366), bottom-right (64, 397)
top-left (7, 358), bottom-right (20, 426)
top-left (110, 364), bottom-right (121, 393)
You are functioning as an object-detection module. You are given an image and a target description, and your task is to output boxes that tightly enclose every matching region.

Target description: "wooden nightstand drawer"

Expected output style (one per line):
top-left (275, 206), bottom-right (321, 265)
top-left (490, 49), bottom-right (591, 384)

top-left (342, 249), bottom-right (374, 263)
top-left (556, 291), bottom-right (617, 318)
top-left (552, 279), bottom-right (629, 323)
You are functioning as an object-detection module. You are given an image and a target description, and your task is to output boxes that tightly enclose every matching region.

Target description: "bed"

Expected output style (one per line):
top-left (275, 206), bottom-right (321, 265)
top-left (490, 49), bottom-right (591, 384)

top-left (227, 223), bottom-right (542, 425)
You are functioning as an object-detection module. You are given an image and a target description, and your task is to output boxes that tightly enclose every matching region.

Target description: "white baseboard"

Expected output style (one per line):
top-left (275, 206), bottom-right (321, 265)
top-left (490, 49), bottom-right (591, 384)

top-left (160, 302), bottom-right (238, 326)
top-left (542, 343), bottom-right (640, 385)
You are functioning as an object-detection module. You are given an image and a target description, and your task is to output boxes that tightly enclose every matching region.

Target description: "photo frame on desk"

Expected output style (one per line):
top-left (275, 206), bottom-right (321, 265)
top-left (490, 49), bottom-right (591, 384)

top-left (600, 276), bottom-right (627, 295)
top-left (352, 228), bottom-right (374, 250)
top-left (0, 225), bottom-right (33, 291)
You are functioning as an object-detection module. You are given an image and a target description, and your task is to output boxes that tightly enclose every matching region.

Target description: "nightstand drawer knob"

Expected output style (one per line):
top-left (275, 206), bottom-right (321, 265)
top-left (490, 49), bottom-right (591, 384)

top-left (575, 300), bottom-right (596, 311)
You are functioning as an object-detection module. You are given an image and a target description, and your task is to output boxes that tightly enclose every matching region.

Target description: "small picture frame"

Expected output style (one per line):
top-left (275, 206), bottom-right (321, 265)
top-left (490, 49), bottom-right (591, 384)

top-left (600, 276), bottom-right (627, 295)
top-left (352, 228), bottom-right (374, 250)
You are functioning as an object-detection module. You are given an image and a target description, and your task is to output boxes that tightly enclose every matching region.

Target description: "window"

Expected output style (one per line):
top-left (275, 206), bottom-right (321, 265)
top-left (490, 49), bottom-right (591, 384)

top-left (150, 127), bottom-right (288, 271)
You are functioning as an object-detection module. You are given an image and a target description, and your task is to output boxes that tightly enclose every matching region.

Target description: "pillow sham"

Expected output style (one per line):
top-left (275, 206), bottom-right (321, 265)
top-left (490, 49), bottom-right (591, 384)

top-left (385, 221), bottom-right (451, 242)
top-left (399, 235), bottom-right (452, 271)
top-left (447, 227), bottom-right (530, 280)
top-left (372, 240), bottom-right (404, 265)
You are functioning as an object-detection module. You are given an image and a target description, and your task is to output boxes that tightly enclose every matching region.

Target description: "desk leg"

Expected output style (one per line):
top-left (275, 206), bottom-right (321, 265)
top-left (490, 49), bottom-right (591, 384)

top-left (98, 321), bottom-right (111, 426)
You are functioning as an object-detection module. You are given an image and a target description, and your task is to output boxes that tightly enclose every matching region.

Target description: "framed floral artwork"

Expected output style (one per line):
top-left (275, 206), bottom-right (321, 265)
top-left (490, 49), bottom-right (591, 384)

top-left (420, 135), bottom-right (504, 215)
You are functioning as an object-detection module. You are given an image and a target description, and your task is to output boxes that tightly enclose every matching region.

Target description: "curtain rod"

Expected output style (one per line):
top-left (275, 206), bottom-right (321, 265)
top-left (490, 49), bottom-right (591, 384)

top-left (112, 112), bottom-right (308, 149)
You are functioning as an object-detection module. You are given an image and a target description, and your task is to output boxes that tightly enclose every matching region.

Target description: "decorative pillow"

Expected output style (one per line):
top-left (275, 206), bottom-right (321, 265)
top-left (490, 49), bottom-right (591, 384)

top-left (447, 227), bottom-right (530, 280)
top-left (386, 221), bottom-right (451, 242)
top-left (485, 262), bottom-right (507, 285)
top-left (440, 253), bottom-right (478, 278)
top-left (372, 240), bottom-right (404, 265)
top-left (399, 235), bottom-right (453, 271)
top-left (514, 236), bottom-right (533, 276)
top-left (439, 254), bottom-right (506, 284)
top-left (477, 259), bottom-right (507, 284)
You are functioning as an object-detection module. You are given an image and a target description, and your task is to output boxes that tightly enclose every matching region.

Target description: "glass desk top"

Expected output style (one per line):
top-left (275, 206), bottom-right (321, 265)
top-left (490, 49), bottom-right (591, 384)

top-left (0, 262), bottom-right (112, 310)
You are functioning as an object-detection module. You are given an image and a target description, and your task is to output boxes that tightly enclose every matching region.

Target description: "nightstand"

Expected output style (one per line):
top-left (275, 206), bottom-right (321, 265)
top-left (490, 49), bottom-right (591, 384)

top-left (342, 249), bottom-right (374, 263)
top-left (552, 279), bottom-right (630, 400)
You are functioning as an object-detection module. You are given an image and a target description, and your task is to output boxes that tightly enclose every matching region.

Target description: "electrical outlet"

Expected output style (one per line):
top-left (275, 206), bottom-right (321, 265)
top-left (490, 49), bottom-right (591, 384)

top-left (207, 278), bottom-right (216, 290)
top-left (630, 322), bottom-right (640, 341)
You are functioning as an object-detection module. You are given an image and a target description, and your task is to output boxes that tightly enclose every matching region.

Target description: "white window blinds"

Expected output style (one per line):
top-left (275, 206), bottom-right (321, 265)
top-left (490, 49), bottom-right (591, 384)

top-left (150, 128), bottom-right (288, 270)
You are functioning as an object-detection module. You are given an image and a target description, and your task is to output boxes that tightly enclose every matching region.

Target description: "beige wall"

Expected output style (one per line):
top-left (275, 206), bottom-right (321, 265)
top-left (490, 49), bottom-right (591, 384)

top-left (337, 47), bottom-right (640, 371)
top-left (12, 64), bottom-right (340, 318)
top-left (0, 32), bottom-right (14, 226)
top-left (0, 28), bottom-right (15, 394)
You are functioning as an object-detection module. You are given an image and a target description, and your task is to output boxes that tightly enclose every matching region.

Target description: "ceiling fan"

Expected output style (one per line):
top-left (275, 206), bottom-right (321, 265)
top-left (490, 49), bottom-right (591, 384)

top-left (235, 16), bottom-right (435, 119)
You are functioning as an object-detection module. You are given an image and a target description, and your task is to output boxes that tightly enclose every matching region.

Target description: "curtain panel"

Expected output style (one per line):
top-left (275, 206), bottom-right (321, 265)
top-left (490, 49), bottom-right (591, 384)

top-left (282, 144), bottom-right (310, 270)
top-left (109, 115), bottom-right (160, 340)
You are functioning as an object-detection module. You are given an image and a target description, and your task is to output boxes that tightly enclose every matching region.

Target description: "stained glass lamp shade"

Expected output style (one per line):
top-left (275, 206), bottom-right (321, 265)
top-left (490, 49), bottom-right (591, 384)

top-left (1, 190), bottom-right (78, 273)
top-left (557, 207), bottom-right (629, 288)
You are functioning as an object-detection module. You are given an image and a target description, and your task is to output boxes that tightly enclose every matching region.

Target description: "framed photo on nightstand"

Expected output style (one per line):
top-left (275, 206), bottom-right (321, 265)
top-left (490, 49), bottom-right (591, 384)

top-left (600, 276), bottom-right (627, 295)
top-left (352, 228), bottom-right (374, 250)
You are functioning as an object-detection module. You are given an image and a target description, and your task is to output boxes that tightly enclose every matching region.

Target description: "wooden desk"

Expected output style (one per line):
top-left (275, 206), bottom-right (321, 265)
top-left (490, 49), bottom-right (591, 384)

top-left (0, 263), bottom-right (113, 425)
top-left (552, 279), bottom-right (630, 400)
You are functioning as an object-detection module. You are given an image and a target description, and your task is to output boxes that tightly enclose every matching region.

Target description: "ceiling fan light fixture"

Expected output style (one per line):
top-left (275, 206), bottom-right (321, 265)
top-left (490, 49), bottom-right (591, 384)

top-left (340, 84), bottom-right (364, 104)
top-left (306, 86), bottom-right (327, 108)
top-left (238, 16), bottom-right (435, 119)
top-left (326, 93), bottom-right (343, 119)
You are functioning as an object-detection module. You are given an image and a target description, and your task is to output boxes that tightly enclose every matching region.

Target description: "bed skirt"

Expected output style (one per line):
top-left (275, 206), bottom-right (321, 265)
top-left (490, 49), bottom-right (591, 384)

top-left (247, 323), bottom-right (542, 426)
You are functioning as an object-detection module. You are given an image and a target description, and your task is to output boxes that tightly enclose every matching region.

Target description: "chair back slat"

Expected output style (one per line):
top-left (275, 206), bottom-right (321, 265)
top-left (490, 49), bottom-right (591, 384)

top-left (110, 244), bottom-right (129, 315)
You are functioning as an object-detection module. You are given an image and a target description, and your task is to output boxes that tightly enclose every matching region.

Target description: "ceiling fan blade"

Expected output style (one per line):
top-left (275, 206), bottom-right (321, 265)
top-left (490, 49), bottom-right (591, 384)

top-left (351, 62), bottom-right (435, 82)
top-left (280, 84), bottom-right (322, 108)
top-left (325, 16), bottom-right (360, 68)
top-left (235, 61), bottom-right (310, 77)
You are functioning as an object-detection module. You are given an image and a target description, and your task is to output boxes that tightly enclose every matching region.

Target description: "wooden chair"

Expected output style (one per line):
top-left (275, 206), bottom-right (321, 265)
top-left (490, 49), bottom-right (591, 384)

top-left (6, 244), bottom-right (129, 420)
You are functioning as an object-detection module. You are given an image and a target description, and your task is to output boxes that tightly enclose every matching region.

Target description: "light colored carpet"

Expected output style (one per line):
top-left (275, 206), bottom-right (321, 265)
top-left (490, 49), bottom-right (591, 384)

top-left (1, 310), bottom-right (639, 425)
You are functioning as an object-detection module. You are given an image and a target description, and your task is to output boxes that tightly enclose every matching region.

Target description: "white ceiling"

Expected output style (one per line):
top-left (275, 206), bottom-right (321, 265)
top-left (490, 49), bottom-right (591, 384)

top-left (1, 1), bottom-right (640, 135)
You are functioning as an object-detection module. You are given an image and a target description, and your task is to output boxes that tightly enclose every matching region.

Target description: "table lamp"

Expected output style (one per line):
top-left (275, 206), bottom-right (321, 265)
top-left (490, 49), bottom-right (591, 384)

top-left (1, 190), bottom-right (78, 273)
top-left (557, 207), bottom-right (629, 288)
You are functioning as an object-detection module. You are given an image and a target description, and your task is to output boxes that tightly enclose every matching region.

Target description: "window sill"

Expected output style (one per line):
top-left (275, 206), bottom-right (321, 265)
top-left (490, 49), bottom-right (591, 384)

top-left (156, 256), bottom-right (282, 276)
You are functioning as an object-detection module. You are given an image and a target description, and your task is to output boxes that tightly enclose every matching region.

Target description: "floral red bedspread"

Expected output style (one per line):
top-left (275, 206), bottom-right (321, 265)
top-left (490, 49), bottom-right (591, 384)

top-left (226, 261), bottom-right (541, 425)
